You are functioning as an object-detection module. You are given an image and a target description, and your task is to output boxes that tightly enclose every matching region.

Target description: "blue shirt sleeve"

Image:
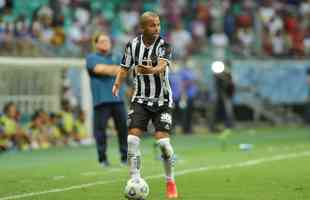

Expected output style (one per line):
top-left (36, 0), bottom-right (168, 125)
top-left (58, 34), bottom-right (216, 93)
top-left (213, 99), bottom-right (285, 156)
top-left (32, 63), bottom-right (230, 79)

top-left (86, 55), bottom-right (96, 72)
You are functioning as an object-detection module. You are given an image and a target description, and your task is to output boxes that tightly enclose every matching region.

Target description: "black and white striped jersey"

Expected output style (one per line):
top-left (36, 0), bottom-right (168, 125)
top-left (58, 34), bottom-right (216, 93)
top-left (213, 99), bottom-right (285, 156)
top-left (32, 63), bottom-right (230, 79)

top-left (120, 35), bottom-right (173, 107)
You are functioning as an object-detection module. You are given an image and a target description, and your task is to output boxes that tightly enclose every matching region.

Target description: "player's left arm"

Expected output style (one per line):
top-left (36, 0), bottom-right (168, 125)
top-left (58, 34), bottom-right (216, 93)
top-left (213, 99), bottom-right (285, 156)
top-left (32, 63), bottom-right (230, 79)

top-left (137, 43), bottom-right (172, 74)
top-left (153, 42), bottom-right (172, 73)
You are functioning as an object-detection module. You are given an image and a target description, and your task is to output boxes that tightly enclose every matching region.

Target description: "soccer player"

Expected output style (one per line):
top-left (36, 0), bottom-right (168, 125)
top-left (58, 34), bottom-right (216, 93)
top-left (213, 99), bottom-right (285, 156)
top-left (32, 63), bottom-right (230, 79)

top-left (112, 12), bottom-right (178, 198)
top-left (86, 32), bottom-right (128, 166)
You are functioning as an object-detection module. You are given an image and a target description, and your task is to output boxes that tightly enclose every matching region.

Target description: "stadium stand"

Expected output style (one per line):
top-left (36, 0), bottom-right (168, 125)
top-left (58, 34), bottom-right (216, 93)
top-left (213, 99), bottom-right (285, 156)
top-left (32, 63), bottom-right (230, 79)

top-left (0, 0), bottom-right (310, 58)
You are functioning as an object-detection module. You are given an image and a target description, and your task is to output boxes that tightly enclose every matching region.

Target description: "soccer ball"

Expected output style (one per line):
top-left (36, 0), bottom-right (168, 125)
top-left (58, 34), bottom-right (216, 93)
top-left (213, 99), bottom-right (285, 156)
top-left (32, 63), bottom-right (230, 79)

top-left (124, 178), bottom-right (149, 200)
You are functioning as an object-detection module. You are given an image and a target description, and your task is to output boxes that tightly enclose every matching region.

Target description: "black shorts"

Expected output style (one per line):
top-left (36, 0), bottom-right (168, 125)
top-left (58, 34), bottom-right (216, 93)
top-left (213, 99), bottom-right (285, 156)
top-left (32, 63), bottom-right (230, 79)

top-left (128, 102), bottom-right (172, 132)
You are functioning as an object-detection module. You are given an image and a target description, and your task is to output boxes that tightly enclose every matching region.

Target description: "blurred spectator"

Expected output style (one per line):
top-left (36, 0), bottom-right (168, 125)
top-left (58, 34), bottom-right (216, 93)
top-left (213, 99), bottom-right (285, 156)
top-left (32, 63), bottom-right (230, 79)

top-left (305, 67), bottom-right (310, 123)
top-left (26, 111), bottom-right (50, 149)
top-left (47, 112), bottom-right (63, 146)
top-left (236, 27), bottom-right (255, 56)
top-left (73, 109), bottom-right (89, 144)
top-left (267, 13), bottom-right (283, 36)
top-left (189, 14), bottom-right (207, 55)
top-left (303, 26), bottom-right (310, 56)
top-left (50, 20), bottom-right (66, 47)
top-left (169, 65), bottom-right (182, 133)
top-left (210, 27), bottom-right (228, 59)
top-left (15, 18), bottom-right (33, 56)
top-left (191, 1), bottom-right (209, 46)
top-left (169, 21), bottom-right (192, 59)
top-left (67, 20), bottom-right (92, 54)
top-left (259, 0), bottom-right (275, 26)
top-left (0, 116), bottom-right (7, 151)
top-left (223, 5), bottom-right (236, 42)
top-left (210, 61), bottom-right (235, 131)
top-left (0, 102), bottom-right (30, 150)
top-left (62, 72), bottom-right (78, 110)
top-left (119, 6), bottom-right (139, 32)
top-left (170, 60), bottom-right (199, 134)
top-left (178, 61), bottom-right (199, 134)
top-left (0, 22), bottom-right (14, 55)
top-left (59, 99), bottom-right (75, 144)
top-left (0, 0), bottom-right (309, 58)
top-left (271, 30), bottom-right (288, 57)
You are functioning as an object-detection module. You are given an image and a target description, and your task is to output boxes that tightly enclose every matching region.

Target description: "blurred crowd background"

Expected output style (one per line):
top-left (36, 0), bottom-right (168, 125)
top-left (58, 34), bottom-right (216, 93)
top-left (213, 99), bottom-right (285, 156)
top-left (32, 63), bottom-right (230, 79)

top-left (1, 0), bottom-right (310, 152)
top-left (1, 0), bottom-right (310, 58)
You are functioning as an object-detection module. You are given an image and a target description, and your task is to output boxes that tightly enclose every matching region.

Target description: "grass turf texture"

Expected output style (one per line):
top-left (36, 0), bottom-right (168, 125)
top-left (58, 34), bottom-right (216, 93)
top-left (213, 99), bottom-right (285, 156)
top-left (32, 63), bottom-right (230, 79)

top-left (0, 126), bottom-right (310, 200)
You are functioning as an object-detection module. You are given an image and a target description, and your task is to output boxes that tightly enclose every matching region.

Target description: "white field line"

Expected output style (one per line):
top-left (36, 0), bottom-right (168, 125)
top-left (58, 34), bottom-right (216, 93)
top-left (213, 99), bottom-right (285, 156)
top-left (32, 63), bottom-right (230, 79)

top-left (52, 176), bottom-right (65, 181)
top-left (1, 151), bottom-right (310, 200)
top-left (53, 168), bottom-right (122, 180)
top-left (80, 172), bottom-right (98, 176)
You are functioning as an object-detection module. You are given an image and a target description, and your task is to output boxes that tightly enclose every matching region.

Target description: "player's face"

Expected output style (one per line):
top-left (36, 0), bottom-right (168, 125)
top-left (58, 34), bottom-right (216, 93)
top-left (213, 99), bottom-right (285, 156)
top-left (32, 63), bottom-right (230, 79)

top-left (96, 34), bottom-right (111, 53)
top-left (143, 16), bottom-right (160, 40)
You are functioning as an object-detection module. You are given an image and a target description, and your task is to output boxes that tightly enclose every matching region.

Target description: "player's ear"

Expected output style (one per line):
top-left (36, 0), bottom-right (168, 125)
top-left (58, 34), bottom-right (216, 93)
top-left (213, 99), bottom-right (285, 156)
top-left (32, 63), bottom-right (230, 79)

top-left (139, 25), bottom-right (144, 34)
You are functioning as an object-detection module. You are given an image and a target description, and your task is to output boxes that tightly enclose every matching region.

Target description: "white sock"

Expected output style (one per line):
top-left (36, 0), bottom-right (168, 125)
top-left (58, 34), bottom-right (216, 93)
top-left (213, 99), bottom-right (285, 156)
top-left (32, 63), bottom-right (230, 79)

top-left (157, 138), bottom-right (175, 182)
top-left (127, 135), bottom-right (141, 179)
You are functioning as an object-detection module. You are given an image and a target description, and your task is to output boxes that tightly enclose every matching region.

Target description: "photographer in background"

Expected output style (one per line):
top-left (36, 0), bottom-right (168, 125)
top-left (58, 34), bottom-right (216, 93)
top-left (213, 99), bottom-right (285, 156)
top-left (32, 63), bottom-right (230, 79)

top-left (210, 60), bottom-right (235, 132)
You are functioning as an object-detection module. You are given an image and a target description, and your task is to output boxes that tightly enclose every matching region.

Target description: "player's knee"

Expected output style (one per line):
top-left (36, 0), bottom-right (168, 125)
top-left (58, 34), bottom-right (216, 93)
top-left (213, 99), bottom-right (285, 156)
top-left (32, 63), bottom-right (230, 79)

top-left (129, 128), bottom-right (143, 137)
top-left (127, 134), bottom-right (140, 147)
top-left (157, 138), bottom-right (174, 160)
top-left (154, 131), bottom-right (169, 140)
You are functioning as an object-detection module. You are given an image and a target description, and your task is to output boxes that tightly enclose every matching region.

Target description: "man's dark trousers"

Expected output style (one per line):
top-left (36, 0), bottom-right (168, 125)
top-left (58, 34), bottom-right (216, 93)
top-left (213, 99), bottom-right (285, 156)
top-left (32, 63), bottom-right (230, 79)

top-left (93, 102), bottom-right (128, 163)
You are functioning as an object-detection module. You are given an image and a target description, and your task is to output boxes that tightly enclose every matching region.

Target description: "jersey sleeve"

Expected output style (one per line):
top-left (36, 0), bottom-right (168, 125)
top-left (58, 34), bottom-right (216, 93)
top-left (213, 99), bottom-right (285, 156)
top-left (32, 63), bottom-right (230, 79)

top-left (120, 42), bottom-right (133, 69)
top-left (158, 42), bottom-right (172, 64)
top-left (158, 43), bottom-right (172, 60)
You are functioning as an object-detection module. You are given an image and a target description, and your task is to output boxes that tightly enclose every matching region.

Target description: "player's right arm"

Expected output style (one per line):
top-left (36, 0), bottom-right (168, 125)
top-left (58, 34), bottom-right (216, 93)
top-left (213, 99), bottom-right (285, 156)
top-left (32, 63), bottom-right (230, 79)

top-left (112, 68), bottom-right (129, 96)
top-left (112, 41), bottom-right (133, 96)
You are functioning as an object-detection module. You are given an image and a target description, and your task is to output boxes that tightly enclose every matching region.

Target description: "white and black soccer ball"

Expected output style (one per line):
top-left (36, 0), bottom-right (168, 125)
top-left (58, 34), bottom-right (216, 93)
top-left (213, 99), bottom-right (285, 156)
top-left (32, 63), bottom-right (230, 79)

top-left (124, 178), bottom-right (149, 200)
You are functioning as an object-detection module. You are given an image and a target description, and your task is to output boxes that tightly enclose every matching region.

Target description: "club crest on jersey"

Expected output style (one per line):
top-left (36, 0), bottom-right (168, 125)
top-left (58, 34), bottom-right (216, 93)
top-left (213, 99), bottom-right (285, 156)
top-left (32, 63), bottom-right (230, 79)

top-left (160, 113), bottom-right (172, 124)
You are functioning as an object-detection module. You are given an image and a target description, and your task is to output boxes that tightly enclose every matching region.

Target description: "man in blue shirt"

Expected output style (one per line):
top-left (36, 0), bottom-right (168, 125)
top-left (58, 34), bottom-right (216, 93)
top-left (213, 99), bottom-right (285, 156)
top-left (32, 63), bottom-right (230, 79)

top-left (178, 65), bottom-right (198, 134)
top-left (86, 32), bottom-right (127, 167)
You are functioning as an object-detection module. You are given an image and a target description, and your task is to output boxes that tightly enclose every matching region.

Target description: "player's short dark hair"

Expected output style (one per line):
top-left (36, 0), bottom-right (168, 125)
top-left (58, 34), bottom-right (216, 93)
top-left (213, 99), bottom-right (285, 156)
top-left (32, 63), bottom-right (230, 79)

top-left (140, 11), bottom-right (159, 27)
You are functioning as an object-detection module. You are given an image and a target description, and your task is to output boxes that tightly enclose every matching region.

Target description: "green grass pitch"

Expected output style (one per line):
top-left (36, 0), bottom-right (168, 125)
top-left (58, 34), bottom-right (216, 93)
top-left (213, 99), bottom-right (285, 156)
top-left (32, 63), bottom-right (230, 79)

top-left (1, 126), bottom-right (310, 200)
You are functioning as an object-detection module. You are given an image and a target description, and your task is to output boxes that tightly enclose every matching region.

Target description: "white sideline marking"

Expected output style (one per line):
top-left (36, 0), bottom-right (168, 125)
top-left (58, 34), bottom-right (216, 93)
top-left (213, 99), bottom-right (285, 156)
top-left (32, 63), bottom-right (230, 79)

top-left (80, 168), bottom-right (121, 177)
top-left (52, 176), bottom-right (65, 181)
top-left (109, 168), bottom-right (121, 172)
top-left (80, 167), bottom-right (121, 174)
top-left (80, 172), bottom-right (97, 176)
top-left (1, 151), bottom-right (310, 200)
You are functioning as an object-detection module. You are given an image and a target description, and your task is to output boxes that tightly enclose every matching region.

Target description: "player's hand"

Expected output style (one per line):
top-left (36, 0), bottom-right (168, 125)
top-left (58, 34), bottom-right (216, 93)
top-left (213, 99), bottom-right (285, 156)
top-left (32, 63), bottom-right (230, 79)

top-left (112, 84), bottom-right (120, 96)
top-left (136, 64), bottom-right (155, 74)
